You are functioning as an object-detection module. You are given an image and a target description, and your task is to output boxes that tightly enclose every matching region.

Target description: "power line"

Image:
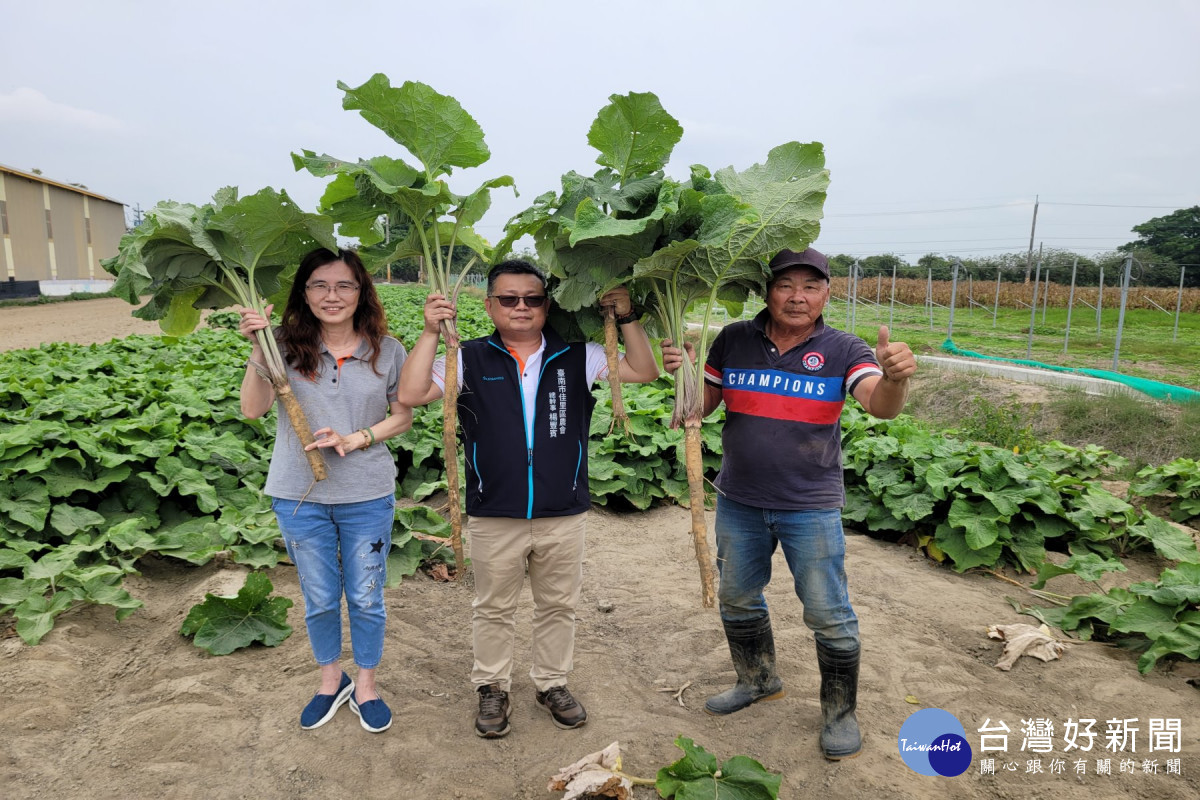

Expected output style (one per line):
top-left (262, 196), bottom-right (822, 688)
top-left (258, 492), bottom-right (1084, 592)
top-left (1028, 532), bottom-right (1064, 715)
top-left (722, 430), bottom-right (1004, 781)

top-left (826, 202), bottom-right (1026, 218)
top-left (1041, 201), bottom-right (1196, 209)
top-left (823, 237), bottom-right (1131, 247)
top-left (831, 245), bottom-right (1128, 256)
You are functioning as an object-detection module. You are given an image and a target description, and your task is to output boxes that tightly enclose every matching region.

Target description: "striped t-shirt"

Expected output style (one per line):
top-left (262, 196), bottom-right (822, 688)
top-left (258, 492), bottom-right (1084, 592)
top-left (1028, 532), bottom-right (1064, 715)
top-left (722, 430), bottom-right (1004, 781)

top-left (704, 310), bottom-right (881, 510)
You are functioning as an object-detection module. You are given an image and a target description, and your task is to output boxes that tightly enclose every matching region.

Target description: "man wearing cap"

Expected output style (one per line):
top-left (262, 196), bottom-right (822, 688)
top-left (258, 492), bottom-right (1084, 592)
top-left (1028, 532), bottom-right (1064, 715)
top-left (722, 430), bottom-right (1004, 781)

top-left (675, 247), bottom-right (915, 760)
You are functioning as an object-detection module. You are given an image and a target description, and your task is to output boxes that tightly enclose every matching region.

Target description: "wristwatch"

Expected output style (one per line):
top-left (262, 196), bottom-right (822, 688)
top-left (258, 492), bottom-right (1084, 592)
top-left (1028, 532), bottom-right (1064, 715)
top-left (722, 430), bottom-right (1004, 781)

top-left (615, 310), bottom-right (639, 325)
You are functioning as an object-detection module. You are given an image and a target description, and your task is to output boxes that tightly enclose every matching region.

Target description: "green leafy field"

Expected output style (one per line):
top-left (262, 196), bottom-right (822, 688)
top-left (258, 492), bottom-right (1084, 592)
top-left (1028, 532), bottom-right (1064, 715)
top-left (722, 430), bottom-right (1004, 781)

top-left (695, 298), bottom-right (1200, 389)
top-left (2, 284), bottom-right (1198, 670)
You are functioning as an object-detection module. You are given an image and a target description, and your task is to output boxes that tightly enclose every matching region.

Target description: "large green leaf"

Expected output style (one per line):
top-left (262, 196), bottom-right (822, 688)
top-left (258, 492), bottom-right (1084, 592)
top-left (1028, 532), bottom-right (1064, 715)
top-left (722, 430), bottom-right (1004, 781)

top-left (631, 143), bottom-right (829, 317)
top-left (1032, 552), bottom-right (1127, 590)
top-left (0, 476), bottom-right (50, 529)
top-left (295, 151), bottom-right (422, 193)
top-left (1128, 563), bottom-right (1200, 605)
top-left (1056, 588), bottom-right (1135, 631)
top-left (880, 489), bottom-right (936, 522)
top-left (1109, 597), bottom-right (1183, 639)
top-left (338, 75), bottom-right (489, 178)
top-left (0, 548), bottom-right (33, 571)
top-left (934, 522), bottom-right (1003, 572)
top-left (105, 186), bottom-right (336, 320)
top-left (48, 504), bottom-right (107, 537)
top-left (204, 186), bottom-right (336, 283)
top-left (655, 737), bottom-right (781, 800)
top-left (453, 176), bottom-right (517, 228)
top-left (1127, 514), bottom-right (1200, 563)
top-left (179, 571), bottom-right (293, 655)
top-left (710, 141), bottom-right (828, 258)
top-left (587, 91), bottom-right (683, 182)
top-left (159, 286), bottom-right (206, 336)
top-left (14, 590), bottom-right (75, 645)
top-left (384, 535), bottom-right (423, 588)
top-left (947, 496), bottom-right (1005, 550)
top-left (0, 576), bottom-right (38, 607)
top-left (1138, 618), bottom-right (1200, 673)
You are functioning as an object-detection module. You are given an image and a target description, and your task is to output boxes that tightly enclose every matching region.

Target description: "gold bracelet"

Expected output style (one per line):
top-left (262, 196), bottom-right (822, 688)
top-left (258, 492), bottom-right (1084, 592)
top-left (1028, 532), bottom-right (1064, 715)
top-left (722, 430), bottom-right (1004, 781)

top-left (358, 428), bottom-right (372, 450)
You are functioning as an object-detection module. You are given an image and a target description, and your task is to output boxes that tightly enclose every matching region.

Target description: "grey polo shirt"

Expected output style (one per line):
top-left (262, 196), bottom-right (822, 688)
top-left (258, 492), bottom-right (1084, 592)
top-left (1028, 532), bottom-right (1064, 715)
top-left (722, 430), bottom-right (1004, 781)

top-left (264, 335), bottom-right (407, 503)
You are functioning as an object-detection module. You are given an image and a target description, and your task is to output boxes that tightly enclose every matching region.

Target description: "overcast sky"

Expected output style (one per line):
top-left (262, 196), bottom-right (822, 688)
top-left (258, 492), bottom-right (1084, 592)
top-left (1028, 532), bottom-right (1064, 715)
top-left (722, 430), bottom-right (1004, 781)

top-left (2, 0), bottom-right (1198, 268)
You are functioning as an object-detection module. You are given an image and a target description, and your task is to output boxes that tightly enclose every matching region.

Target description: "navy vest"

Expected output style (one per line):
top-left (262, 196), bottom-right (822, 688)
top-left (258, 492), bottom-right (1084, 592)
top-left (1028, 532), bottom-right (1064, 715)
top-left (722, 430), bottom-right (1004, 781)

top-left (457, 329), bottom-right (596, 518)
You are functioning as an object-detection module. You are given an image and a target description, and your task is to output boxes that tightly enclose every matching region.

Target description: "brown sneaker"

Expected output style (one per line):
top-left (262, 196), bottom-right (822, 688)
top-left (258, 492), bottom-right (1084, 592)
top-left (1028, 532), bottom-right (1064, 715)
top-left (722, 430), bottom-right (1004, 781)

top-left (475, 685), bottom-right (511, 738)
top-left (535, 685), bottom-right (587, 729)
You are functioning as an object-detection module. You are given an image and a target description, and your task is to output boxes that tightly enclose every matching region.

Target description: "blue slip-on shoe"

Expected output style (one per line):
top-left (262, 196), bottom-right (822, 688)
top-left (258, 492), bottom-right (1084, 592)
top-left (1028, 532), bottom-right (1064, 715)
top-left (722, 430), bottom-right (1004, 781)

top-left (349, 691), bottom-right (393, 733)
top-left (300, 672), bottom-right (354, 730)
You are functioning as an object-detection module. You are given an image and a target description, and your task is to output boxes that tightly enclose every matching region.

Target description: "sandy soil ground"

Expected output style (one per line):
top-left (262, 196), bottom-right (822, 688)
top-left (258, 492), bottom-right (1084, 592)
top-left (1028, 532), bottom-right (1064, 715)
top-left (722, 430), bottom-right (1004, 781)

top-left (2, 300), bottom-right (1199, 800)
top-left (0, 296), bottom-right (170, 351)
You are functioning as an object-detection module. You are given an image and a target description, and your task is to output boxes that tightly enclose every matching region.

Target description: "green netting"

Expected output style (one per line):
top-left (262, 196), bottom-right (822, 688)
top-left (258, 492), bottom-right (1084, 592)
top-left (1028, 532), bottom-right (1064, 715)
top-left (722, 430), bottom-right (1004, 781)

top-left (939, 339), bottom-right (1200, 404)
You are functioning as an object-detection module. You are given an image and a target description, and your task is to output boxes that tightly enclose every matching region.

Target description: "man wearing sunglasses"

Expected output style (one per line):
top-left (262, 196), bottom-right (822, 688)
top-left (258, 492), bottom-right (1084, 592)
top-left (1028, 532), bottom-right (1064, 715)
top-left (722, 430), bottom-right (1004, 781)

top-left (397, 259), bottom-right (659, 739)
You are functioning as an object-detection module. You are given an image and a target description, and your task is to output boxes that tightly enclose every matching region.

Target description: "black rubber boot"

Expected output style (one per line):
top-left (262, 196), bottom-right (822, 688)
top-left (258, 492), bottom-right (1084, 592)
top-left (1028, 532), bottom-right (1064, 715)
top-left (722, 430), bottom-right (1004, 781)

top-left (704, 615), bottom-right (786, 715)
top-left (817, 642), bottom-right (861, 760)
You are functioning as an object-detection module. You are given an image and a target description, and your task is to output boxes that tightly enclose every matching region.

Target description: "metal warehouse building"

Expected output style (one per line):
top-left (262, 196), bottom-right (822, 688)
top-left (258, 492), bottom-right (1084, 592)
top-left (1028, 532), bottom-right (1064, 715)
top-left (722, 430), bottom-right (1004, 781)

top-left (0, 163), bottom-right (127, 295)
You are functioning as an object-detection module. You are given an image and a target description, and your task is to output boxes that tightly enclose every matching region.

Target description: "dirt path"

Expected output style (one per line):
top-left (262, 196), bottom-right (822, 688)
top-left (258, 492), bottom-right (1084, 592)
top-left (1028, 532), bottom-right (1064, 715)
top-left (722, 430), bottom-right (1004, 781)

top-left (3, 506), bottom-right (1199, 799)
top-left (0, 297), bottom-right (172, 352)
top-left (1, 300), bottom-right (1198, 799)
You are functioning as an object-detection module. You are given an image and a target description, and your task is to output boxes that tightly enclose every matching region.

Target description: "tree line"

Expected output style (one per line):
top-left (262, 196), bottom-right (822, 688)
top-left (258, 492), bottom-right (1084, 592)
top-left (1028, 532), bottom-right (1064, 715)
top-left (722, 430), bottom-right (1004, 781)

top-left (371, 205), bottom-right (1200, 290)
top-left (827, 206), bottom-right (1200, 289)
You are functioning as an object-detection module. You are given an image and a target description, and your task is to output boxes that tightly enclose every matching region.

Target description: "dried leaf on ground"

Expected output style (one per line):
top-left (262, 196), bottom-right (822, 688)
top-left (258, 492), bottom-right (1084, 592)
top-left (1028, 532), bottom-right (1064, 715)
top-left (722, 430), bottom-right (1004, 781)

top-left (548, 741), bottom-right (632, 800)
top-left (987, 623), bottom-right (1066, 671)
top-left (427, 563), bottom-right (452, 582)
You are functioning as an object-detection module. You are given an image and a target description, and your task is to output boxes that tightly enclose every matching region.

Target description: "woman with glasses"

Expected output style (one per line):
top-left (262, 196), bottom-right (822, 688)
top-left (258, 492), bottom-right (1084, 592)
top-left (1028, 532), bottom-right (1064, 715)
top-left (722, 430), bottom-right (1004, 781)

top-left (238, 247), bottom-right (410, 734)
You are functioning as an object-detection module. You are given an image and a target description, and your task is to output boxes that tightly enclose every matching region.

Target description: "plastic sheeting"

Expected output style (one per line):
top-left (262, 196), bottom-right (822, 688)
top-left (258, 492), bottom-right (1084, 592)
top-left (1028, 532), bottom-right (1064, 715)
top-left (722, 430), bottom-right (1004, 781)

top-left (939, 339), bottom-right (1200, 404)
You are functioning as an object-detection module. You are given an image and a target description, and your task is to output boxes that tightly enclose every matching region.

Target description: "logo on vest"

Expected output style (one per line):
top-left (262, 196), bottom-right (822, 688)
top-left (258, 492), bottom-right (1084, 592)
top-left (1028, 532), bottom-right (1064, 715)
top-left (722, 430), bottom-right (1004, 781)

top-left (481, 375), bottom-right (505, 381)
top-left (801, 351), bottom-right (825, 372)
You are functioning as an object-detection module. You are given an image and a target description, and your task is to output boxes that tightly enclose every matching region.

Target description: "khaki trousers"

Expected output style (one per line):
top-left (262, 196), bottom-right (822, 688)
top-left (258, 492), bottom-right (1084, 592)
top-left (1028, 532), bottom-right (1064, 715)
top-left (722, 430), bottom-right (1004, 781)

top-left (467, 512), bottom-right (587, 692)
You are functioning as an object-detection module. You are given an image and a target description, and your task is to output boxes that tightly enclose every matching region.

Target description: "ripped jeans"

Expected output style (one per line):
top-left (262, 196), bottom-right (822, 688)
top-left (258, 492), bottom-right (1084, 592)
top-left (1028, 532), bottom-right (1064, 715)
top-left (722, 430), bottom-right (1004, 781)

top-left (272, 495), bottom-right (394, 669)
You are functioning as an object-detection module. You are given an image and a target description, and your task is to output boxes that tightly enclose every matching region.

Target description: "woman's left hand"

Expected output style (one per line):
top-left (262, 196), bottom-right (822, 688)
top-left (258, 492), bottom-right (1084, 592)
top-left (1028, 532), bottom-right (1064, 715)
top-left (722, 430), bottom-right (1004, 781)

top-left (305, 427), bottom-right (362, 457)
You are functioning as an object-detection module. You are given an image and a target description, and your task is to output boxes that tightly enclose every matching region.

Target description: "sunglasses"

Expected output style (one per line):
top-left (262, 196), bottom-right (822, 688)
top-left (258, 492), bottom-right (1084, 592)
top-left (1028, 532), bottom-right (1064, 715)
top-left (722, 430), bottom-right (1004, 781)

top-left (490, 295), bottom-right (548, 308)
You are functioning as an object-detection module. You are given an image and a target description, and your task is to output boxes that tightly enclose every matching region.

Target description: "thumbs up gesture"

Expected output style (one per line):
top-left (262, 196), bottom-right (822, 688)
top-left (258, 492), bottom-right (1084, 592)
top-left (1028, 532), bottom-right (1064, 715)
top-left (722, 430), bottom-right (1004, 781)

top-left (875, 326), bottom-right (916, 382)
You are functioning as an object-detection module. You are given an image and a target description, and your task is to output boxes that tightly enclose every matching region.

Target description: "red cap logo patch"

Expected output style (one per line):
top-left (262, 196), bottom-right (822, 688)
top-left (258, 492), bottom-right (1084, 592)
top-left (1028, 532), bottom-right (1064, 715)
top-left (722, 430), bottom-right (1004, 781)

top-left (802, 351), bottom-right (825, 372)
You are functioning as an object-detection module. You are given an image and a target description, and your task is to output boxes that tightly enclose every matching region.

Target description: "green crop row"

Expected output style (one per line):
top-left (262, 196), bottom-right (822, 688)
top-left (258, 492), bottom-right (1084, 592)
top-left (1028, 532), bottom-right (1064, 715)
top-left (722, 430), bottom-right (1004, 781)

top-left (1, 285), bottom-right (1197, 670)
top-left (840, 406), bottom-right (1200, 671)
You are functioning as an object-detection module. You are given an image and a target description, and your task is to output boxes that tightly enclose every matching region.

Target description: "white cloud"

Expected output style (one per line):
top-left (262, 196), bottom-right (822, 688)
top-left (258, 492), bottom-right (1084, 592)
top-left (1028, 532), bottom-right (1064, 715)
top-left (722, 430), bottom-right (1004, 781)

top-left (0, 87), bottom-right (123, 132)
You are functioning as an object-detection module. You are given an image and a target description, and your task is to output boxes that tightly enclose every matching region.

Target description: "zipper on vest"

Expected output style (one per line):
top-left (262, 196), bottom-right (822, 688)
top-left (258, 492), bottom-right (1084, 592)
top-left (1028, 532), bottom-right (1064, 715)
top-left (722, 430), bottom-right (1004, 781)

top-left (531, 346), bottom-right (571, 517)
top-left (485, 339), bottom-right (573, 519)
top-left (487, 339), bottom-right (538, 518)
top-left (572, 440), bottom-right (582, 492)
top-left (473, 443), bottom-right (483, 494)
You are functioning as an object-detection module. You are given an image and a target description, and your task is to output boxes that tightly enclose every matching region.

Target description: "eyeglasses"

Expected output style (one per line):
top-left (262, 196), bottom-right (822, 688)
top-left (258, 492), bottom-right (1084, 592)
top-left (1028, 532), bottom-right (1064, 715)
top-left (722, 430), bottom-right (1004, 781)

top-left (306, 281), bottom-right (360, 297)
top-left (490, 295), bottom-right (548, 308)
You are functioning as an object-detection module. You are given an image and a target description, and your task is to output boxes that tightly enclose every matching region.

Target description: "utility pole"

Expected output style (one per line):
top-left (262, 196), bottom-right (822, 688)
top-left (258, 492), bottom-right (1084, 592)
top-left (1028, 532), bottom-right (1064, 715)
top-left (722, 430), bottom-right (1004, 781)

top-left (1026, 255), bottom-right (1042, 359)
top-left (947, 259), bottom-right (960, 339)
top-left (1064, 256), bottom-right (1078, 353)
top-left (1112, 254), bottom-right (1133, 372)
top-left (1024, 195), bottom-right (1039, 284)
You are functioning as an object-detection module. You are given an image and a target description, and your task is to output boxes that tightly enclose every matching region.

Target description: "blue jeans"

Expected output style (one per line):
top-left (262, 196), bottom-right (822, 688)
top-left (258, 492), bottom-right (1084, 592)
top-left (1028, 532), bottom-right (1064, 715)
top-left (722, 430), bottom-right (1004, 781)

top-left (272, 495), bottom-right (395, 669)
top-left (715, 496), bottom-right (859, 651)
